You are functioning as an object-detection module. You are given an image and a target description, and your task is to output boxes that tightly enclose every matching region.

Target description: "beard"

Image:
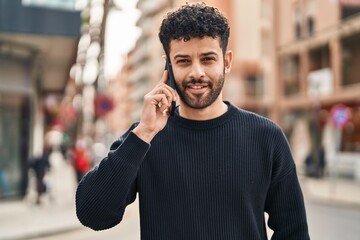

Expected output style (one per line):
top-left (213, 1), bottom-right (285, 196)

top-left (175, 70), bottom-right (225, 109)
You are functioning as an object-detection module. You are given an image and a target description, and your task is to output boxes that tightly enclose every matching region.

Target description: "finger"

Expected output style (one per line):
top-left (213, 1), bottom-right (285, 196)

top-left (151, 83), bottom-right (176, 102)
top-left (157, 83), bottom-right (177, 102)
top-left (160, 104), bottom-right (170, 114)
top-left (158, 102), bottom-right (170, 114)
top-left (160, 70), bottom-right (169, 84)
top-left (152, 94), bottom-right (170, 110)
top-left (162, 108), bottom-right (170, 117)
top-left (163, 84), bottom-right (177, 101)
top-left (156, 86), bottom-right (175, 104)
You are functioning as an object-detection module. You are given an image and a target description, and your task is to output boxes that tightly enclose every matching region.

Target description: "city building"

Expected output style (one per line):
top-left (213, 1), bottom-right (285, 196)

top-left (273, 0), bottom-right (360, 179)
top-left (0, 0), bottom-right (81, 199)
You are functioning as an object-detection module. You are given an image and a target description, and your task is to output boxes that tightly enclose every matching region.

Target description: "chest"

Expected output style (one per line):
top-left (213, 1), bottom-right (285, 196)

top-left (138, 130), bottom-right (271, 202)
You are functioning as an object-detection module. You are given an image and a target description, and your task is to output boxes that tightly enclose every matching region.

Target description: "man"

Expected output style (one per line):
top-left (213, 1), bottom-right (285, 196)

top-left (30, 144), bottom-right (51, 204)
top-left (76, 3), bottom-right (310, 239)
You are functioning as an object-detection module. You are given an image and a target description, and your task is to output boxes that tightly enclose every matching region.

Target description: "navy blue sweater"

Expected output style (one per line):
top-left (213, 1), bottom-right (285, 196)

top-left (76, 102), bottom-right (310, 239)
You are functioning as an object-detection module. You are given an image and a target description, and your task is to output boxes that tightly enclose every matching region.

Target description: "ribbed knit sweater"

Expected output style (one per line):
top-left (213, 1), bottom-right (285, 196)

top-left (76, 102), bottom-right (310, 240)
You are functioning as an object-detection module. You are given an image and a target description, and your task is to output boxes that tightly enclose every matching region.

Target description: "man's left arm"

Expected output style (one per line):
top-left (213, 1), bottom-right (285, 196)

top-left (264, 127), bottom-right (310, 240)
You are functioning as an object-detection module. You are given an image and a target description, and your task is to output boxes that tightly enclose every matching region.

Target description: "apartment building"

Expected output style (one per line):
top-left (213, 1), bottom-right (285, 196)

top-left (273, 0), bottom-right (360, 179)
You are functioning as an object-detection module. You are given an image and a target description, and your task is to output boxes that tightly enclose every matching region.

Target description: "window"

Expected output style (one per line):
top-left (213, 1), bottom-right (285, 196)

top-left (342, 34), bottom-right (360, 86)
top-left (341, 6), bottom-right (360, 20)
top-left (294, 6), bottom-right (303, 40)
top-left (307, 16), bottom-right (314, 36)
top-left (245, 74), bottom-right (264, 98)
top-left (307, 0), bottom-right (316, 36)
top-left (282, 55), bottom-right (300, 96)
top-left (309, 46), bottom-right (330, 71)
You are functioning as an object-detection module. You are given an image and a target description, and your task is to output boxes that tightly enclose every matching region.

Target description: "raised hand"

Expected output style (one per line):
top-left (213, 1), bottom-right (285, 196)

top-left (132, 70), bottom-right (177, 143)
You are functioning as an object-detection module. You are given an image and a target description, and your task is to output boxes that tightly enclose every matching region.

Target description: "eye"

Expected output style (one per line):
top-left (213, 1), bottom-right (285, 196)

top-left (202, 57), bottom-right (216, 63)
top-left (176, 59), bottom-right (191, 64)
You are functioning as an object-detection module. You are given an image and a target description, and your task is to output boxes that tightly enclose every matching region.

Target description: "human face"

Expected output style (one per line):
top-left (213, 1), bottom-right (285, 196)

top-left (169, 37), bottom-right (232, 110)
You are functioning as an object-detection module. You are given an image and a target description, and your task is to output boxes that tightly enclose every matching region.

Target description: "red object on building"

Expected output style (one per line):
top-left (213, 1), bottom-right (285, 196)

top-left (330, 104), bottom-right (351, 129)
top-left (94, 94), bottom-right (114, 117)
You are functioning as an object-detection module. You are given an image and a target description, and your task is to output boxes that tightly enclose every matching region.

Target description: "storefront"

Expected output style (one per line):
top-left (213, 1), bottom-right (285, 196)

top-left (0, 0), bottom-right (81, 199)
top-left (0, 57), bottom-right (33, 198)
top-left (326, 103), bottom-right (360, 180)
top-left (284, 102), bottom-right (360, 181)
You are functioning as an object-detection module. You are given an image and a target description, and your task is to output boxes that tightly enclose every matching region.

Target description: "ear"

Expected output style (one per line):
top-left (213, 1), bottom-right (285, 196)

top-left (224, 50), bottom-right (233, 74)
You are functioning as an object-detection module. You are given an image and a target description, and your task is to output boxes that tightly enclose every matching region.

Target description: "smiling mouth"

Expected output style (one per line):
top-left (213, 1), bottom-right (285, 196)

top-left (188, 85), bottom-right (207, 89)
top-left (186, 84), bottom-right (208, 94)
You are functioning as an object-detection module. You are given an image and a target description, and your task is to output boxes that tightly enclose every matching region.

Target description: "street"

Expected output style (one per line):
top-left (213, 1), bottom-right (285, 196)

top-left (29, 200), bottom-right (360, 240)
top-left (306, 201), bottom-right (360, 240)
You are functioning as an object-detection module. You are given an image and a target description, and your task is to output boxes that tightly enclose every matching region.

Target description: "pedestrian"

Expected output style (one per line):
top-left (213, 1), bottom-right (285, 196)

top-left (0, 151), bottom-right (11, 198)
top-left (0, 168), bottom-right (11, 198)
top-left (71, 138), bottom-right (91, 183)
top-left (76, 3), bottom-right (310, 239)
top-left (305, 145), bottom-right (326, 178)
top-left (30, 145), bottom-right (51, 204)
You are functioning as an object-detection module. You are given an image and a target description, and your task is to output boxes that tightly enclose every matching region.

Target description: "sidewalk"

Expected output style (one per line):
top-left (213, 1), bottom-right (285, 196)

top-left (300, 175), bottom-right (360, 208)
top-left (0, 200), bottom-right (81, 240)
top-left (0, 151), bottom-right (82, 240)
top-left (0, 176), bottom-right (359, 240)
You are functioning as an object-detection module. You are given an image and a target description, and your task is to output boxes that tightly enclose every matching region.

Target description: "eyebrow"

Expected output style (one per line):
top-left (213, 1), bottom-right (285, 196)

top-left (174, 51), bottom-right (218, 60)
top-left (174, 54), bottom-right (189, 60)
top-left (201, 51), bottom-right (218, 57)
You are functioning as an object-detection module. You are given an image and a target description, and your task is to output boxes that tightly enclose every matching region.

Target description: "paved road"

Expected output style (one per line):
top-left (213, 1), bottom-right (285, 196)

top-left (306, 201), bottom-right (360, 240)
top-left (30, 200), bottom-right (360, 240)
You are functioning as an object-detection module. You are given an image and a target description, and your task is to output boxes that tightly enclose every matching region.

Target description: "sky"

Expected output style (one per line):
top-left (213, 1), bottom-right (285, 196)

top-left (103, 0), bottom-right (141, 81)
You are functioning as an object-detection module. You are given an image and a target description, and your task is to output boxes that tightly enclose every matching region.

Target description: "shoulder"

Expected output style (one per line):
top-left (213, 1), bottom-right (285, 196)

top-left (229, 105), bottom-right (288, 147)
top-left (234, 106), bottom-right (281, 132)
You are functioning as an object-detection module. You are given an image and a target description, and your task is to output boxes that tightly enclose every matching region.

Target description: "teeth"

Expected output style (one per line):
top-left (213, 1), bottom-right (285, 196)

top-left (189, 86), bottom-right (204, 89)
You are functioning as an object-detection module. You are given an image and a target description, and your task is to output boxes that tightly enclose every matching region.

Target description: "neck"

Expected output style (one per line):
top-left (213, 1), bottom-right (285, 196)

top-left (179, 98), bottom-right (228, 120)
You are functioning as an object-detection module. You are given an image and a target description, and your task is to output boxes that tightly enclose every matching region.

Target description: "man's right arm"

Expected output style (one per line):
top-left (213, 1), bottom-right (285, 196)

top-left (76, 70), bottom-right (176, 231)
top-left (75, 124), bottom-right (150, 231)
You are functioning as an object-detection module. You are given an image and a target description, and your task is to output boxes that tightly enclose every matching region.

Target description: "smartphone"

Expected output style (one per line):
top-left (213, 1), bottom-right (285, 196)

top-left (165, 58), bottom-right (176, 116)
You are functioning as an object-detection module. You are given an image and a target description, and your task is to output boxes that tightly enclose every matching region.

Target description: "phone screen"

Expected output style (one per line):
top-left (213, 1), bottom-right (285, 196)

top-left (165, 58), bottom-right (176, 115)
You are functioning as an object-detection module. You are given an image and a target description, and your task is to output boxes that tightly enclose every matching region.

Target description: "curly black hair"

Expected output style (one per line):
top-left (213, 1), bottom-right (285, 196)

top-left (159, 3), bottom-right (230, 56)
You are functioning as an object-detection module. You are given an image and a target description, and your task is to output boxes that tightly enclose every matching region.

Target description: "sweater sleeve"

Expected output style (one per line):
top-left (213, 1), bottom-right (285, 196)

top-left (264, 127), bottom-right (310, 240)
top-left (75, 124), bottom-right (150, 231)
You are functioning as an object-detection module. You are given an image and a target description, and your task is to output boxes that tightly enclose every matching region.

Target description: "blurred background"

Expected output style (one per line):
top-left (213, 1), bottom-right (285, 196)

top-left (0, 0), bottom-right (360, 239)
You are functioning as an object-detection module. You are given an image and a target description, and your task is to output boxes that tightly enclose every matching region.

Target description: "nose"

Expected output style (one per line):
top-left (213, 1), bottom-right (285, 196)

top-left (188, 61), bottom-right (205, 80)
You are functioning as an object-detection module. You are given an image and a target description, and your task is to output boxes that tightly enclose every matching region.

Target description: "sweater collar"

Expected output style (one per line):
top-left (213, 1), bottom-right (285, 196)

top-left (170, 101), bottom-right (237, 129)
